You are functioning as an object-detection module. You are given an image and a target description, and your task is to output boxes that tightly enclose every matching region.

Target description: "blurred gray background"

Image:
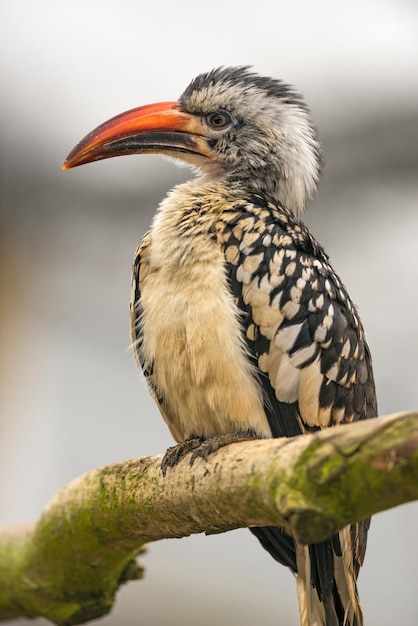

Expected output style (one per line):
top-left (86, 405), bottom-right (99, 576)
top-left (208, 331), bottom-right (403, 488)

top-left (1, 1), bottom-right (417, 625)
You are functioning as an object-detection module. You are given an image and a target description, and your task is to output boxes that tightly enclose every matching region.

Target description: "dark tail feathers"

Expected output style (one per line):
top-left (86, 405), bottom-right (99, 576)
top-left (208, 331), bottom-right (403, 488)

top-left (250, 526), bottom-right (364, 626)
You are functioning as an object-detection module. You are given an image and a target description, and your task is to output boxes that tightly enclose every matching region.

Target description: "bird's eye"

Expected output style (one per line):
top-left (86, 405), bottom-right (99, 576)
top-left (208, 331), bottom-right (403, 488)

top-left (204, 110), bottom-right (234, 132)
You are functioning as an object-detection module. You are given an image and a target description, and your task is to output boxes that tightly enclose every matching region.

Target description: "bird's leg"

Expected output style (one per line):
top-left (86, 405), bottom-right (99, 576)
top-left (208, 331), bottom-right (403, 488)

top-left (161, 429), bottom-right (259, 476)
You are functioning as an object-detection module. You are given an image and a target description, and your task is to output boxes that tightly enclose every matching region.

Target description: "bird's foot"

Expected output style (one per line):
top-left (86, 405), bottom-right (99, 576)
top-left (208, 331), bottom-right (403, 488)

top-left (161, 436), bottom-right (205, 476)
top-left (189, 429), bottom-right (258, 465)
top-left (161, 429), bottom-right (258, 476)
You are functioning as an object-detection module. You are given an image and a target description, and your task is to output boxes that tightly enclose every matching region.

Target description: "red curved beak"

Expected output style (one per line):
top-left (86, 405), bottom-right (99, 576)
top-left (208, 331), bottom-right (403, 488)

top-left (63, 101), bottom-right (210, 170)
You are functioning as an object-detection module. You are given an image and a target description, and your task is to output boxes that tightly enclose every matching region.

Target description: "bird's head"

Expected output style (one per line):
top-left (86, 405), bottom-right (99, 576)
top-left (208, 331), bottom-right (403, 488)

top-left (63, 66), bottom-right (322, 214)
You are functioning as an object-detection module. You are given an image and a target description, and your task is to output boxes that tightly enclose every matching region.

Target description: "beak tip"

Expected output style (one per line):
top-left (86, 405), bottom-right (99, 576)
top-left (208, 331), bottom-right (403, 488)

top-left (62, 155), bottom-right (79, 170)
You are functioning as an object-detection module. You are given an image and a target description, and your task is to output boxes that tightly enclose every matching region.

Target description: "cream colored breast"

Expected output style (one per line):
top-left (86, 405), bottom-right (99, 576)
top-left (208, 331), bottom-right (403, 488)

top-left (139, 190), bottom-right (271, 442)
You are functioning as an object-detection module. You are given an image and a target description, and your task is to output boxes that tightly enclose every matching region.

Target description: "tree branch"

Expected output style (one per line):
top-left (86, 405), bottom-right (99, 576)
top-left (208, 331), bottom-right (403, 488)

top-left (1, 411), bottom-right (417, 625)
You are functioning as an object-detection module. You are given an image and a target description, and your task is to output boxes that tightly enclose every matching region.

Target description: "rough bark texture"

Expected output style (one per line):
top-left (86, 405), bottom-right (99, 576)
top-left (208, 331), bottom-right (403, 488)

top-left (1, 411), bottom-right (417, 625)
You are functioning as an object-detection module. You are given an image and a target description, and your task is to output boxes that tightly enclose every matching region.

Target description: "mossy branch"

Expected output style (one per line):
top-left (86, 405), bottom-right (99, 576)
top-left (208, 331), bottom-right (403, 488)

top-left (1, 411), bottom-right (417, 625)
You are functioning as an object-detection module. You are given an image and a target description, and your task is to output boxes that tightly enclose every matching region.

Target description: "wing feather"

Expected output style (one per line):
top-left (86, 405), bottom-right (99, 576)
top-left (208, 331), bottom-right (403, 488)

top-left (130, 231), bottom-right (166, 411)
top-left (217, 196), bottom-right (377, 432)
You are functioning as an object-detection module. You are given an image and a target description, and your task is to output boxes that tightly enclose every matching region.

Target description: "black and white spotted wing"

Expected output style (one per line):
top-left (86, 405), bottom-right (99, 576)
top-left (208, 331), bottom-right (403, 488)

top-left (216, 194), bottom-right (377, 438)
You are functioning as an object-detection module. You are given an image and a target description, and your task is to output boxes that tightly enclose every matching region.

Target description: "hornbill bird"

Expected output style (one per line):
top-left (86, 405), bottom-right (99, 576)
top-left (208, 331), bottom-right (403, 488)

top-left (63, 66), bottom-right (377, 626)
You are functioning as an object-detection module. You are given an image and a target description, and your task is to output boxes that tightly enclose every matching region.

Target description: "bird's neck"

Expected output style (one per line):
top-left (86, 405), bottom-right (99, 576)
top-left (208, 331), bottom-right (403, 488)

top-left (191, 162), bottom-right (314, 215)
top-left (225, 170), bottom-right (283, 207)
top-left (148, 180), bottom-right (234, 271)
top-left (148, 174), bottom-right (307, 274)
top-left (222, 163), bottom-right (317, 216)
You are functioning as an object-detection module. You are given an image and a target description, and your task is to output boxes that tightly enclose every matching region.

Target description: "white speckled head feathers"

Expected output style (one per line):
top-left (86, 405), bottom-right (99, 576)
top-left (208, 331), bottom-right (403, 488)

top-left (180, 66), bottom-right (323, 214)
